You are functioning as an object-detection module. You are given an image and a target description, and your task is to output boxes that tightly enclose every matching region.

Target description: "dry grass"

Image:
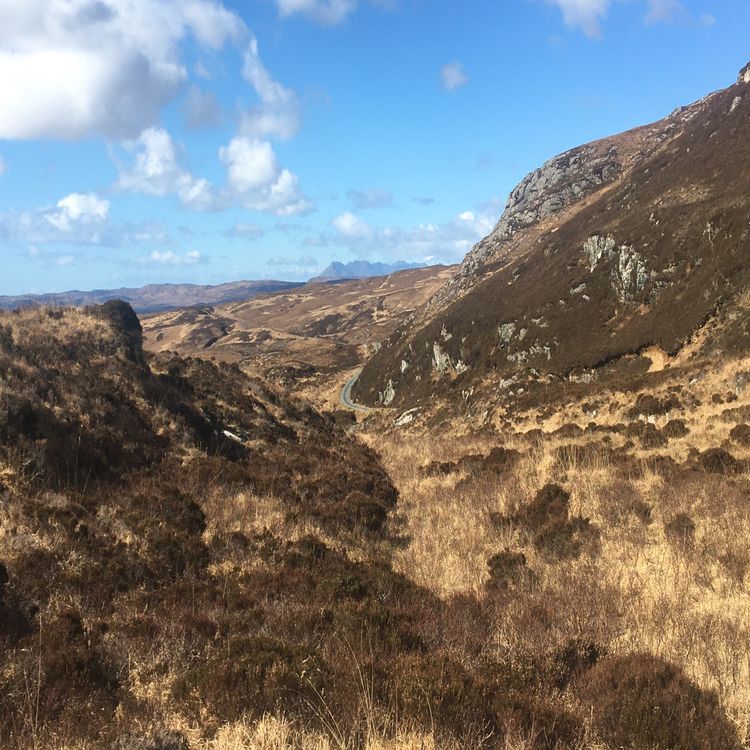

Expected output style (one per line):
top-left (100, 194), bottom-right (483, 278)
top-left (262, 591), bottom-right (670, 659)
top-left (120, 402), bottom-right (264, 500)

top-left (364, 356), bottom-right (750, 742)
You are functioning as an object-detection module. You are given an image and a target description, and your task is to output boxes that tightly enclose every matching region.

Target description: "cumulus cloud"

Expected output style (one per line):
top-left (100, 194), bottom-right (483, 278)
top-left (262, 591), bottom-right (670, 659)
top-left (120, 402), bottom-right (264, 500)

top-left (116, 128), bottom-right (216, 211)
top-left (332, 212), bottom-right (375, 240)
top-left (441, 62), bottom-right (469, 92)
top-left (219, 137), bottom-right (312, 216)
top-left (0, 0), bottom-right (244, 140)
top-left (149, 249), bottom-right (203, 265)
top-left (0, 193), bottom-right (169, 249)
top-left (184, 86), bottom-right (222, 130)
top-left (240, 40), bottom-right (300, 141)
top-left (275, 0), bottom-right (358, 25)
top-left (45, 193), bottom-right (110, 233)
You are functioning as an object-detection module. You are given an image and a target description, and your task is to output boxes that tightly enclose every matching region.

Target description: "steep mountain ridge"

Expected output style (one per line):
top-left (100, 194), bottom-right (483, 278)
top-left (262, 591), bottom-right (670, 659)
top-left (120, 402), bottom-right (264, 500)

top-left (312, 260), bottom-right (426, 282)
top-left (355, 63), bottom-right (750, 412)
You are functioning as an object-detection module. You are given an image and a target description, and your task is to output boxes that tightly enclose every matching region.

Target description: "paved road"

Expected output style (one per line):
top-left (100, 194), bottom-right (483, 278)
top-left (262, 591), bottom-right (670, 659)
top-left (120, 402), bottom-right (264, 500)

top-left (340, 368), bottom-right (373, 413)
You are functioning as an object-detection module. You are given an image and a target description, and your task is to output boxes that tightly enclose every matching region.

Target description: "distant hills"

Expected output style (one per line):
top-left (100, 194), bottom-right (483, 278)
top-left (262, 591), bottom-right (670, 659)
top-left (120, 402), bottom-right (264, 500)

top-left (0, 260), bottom-right (428, 314)
top-left (0, 280), bottom-right (305, 315)
top-left (311, 260), bottom-right (425, 282)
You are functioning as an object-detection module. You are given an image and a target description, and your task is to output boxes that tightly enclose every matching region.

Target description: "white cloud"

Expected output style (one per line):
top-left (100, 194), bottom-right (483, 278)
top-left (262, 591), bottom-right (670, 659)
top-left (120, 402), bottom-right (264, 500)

top-left (219, 137), bottom-right (312, 216)
top-left (224, 222), bottom-right (265, 239)
top-left (546, 0), bottom-right (695, 37)
top-left (321, 199), bottom-right (502, 264)
top-left (56, 255), bottom-right (76, 268)
top-left (0, 0), bottom-right (244, 140)
top-left (0, 156), bottom-right (5, 176)
top-left (241, 40), bottom-right (300, 140)
top-left (117, 127), bottom-right (217, 211)
top-left (275, 0), bottom-right (358, 25)
top-left (332, 212), bottom-right (375, 240)
top-left (546, 0), bottom-right (611, 38)
top-left (45, 193), bottom-right (110, 233)
top-left (149, 249), bottom-right (202, 265)
top-left (184, 85), bottom-right (222, 130)
top-left (441, 62), bottom-right (469, 92)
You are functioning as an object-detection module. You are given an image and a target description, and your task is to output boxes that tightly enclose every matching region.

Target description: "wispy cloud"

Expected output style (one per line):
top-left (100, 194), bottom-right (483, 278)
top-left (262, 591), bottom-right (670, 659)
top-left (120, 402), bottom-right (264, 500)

top-left (348, 188), bottom-right (394, 210)
top-left (441, 62), bottom-right (469, 92)
top-left (148, 250), bottom-right (203, 265)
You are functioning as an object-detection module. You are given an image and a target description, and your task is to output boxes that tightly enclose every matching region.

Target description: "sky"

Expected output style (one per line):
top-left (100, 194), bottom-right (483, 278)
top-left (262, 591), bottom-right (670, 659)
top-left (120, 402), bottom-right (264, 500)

top-left (0, 0), bottom-right (747, 295)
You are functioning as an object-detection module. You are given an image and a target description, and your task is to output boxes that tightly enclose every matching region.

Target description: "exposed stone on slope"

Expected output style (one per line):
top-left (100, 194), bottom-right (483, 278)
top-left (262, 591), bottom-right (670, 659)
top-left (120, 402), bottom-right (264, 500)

top-left (428, 92), bottom-right (717, 313)
top-left (355, 62), bottom-right (750, 412)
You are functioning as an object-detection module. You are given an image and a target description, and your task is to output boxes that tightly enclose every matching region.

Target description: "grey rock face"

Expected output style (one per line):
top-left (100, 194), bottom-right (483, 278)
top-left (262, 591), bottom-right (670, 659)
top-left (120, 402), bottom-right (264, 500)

top-left (739, 63), bottom-right (750, 85)
top-left (382, 379), bottom-right (396, 406)
top-left (582, 235), bottom-right (652, 302)
top-left (612, 247), bottom-right (650, 302)
top-left (430, 143), bottom-right (623, 309)
top-left (584, 235), bottom-right (617, 271)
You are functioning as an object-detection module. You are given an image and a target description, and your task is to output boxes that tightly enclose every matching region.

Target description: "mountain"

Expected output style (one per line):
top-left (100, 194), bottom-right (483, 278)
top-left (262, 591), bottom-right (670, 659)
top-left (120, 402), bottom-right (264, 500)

top-left (0, 279), bottom-right (304, 314)
top-left (142, 265), bottom-right (456, 399)
top-left (354, 62), bottom-right (750, 412)
top-left (311, 259), bottom-right (426, 282)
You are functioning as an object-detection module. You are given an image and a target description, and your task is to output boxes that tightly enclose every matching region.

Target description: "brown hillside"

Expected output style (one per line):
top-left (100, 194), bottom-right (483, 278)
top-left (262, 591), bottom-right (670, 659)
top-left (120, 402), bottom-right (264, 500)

top-left (355, 64), bottom-right (750, 412)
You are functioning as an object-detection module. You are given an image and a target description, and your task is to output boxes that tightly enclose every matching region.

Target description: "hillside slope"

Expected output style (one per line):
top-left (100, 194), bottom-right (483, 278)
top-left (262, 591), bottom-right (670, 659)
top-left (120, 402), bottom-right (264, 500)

top-left (143, 265), bottom-right (455, 392)
top-left (355, 63), bottom-right (750, 411)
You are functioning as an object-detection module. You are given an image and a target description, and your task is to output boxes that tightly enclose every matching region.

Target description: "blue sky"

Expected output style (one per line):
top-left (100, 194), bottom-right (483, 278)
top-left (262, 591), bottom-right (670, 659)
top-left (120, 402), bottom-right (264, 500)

top-left (0, 0), bottom-right (747, 294)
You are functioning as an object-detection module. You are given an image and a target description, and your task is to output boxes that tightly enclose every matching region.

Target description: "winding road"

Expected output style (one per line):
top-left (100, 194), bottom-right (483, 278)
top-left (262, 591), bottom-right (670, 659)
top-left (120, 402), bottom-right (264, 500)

top-left (340, 368), bottom-right (373, 413)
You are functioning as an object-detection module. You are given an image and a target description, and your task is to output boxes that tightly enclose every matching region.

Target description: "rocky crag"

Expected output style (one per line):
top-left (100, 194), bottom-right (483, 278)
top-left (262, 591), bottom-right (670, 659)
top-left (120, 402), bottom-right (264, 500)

top-left (355, 62), bottom-right (750, 413)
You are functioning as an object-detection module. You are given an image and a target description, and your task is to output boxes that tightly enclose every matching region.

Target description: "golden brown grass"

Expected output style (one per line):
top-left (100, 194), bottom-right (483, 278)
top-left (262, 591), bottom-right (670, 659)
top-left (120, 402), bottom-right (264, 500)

top-left (363, 360), bottom-right (750, 742)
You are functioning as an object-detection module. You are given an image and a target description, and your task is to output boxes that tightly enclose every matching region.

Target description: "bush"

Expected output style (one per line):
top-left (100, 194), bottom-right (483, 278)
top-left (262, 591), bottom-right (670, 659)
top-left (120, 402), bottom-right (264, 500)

top-left (577, 652), bottom-right (741, 749)
top-left (729, 423), bottom-right (750, 445)
top-left (518, 485), bottom-right (599, 560)
top-left (696, 448), bottom-right (742, 474)
top-left (486, 550), bottom-right (534, 593)
top-left (664, 513), bottom-right (696, 549)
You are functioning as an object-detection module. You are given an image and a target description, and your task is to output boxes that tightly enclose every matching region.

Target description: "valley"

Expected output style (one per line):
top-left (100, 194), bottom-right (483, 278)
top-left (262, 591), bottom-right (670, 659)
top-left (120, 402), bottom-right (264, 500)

top-left (2, 55), bottom-right (750, 750)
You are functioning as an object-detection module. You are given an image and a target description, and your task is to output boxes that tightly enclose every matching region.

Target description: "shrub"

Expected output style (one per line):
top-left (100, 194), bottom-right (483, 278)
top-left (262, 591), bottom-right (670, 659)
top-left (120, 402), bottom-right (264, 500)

top-left (486, 550), bottom-right (534, 593)
top-left (664, 513), bottom-right (696, 549)
top-left (729, 423), bottom-right (750, 445)
top-left (663, 418), bottom-right (689, 438)
top-left (628, 393), bottom-right (681, 418)
top-left (577, 652), bottom-right (741, 749)
top-left (697, 448), bottom-right (742, 475)
top-left (518, 485), bottom-right (599, 560)
top-left (547, 639), bottom-right (601, 690)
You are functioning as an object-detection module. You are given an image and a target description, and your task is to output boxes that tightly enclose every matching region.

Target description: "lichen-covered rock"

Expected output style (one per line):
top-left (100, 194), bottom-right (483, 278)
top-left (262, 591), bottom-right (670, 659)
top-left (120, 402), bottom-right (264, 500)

top-left (584, 235), bottom-right (617, 270)
top-left (613, 247), bottom-right (650, 302)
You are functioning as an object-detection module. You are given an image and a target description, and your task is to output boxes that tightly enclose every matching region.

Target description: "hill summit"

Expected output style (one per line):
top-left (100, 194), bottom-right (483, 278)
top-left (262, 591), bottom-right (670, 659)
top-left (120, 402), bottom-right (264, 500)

top-left (355, 61), bottom-right (750, 413)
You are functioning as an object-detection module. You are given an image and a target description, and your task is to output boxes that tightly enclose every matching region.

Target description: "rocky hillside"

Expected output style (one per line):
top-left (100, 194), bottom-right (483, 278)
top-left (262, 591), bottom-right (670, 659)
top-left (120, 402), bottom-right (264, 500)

top-left (355, 62), bottom-right (750, 411)
top-left (1, 302), bottom-right (744, 750)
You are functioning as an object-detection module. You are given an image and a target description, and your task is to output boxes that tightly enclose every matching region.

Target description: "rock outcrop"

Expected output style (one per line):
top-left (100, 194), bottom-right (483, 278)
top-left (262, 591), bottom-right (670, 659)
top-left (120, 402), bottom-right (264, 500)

top-left (355, 61), bottom-right (750, 412)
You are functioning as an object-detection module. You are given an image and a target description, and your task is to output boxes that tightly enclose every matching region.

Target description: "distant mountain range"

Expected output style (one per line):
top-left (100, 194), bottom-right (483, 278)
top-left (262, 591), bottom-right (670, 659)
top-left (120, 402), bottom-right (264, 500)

top-left (0, 261), bottom-right (428, 315)
top-left (311, 260), bottom-right (425, 282)
top-left (0, 280), bottom-right (305, 315)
